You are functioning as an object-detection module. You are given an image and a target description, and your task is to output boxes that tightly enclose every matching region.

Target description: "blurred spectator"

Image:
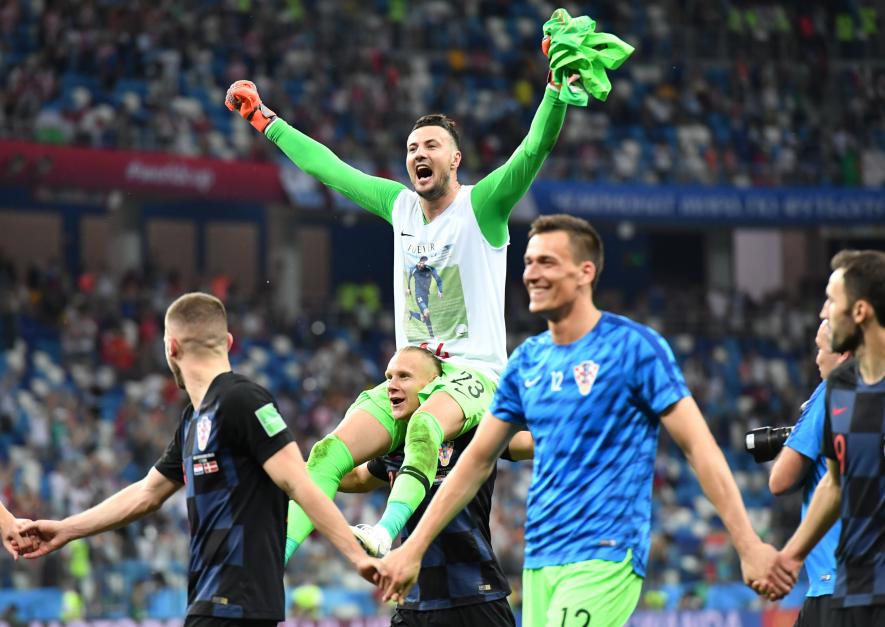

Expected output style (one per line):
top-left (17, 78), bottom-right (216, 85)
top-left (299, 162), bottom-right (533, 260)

top-left (0, 1), bottom-right (881, 188)
top-left (0, 251), bottom-right (831, 615)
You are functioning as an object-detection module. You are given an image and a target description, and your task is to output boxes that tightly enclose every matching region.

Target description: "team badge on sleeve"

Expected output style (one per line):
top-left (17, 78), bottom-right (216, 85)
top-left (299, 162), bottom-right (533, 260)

top-left (572, 360), bottom-right (600, 396)
top-left (255, 403), bottom-right (287, 437)
top-left (438, 441), bottom-right (455, 467)
top-left (197, 415), bottom-right (212, 451)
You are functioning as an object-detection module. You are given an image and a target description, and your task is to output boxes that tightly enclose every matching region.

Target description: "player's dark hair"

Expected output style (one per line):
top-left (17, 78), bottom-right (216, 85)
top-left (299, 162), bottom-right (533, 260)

top-left (399, 345), bottom-right (443, 377)
top-left (831, 250), bottom-right (885, 326)
top-left (166, 292), bottom-right (229, 353)
top-left (830, 249), bottom-right (864, 271)
top-left (528, 214), bottom-right (605, 290)
top-left (412, 114), bottom-right (461, 151)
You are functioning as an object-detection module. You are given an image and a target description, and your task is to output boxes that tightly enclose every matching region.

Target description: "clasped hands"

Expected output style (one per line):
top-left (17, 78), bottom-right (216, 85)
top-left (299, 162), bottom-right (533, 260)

top-left (2, 518), bottom-right (71, 560)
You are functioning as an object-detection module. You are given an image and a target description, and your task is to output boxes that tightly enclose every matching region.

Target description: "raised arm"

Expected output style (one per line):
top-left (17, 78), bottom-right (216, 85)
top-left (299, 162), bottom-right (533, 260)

top-left (662, 397), bottom-right (782, 586)
top-left (266, 121), bottom-right (406, 221)
top-left (226, 80), bottom-right (406, 222)
top-left (470, 88), bottom-right (567, 247)
top-left (19, 469), bottom-right (181, 559)
top-left (379, 413), bottom-right (520, 602)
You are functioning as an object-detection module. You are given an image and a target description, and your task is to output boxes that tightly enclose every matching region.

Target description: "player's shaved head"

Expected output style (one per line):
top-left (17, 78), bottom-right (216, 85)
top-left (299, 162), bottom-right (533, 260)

top-left (165, 292), bottom-right (229, 355)
top-left (397, 346), bottom-right (443, 377)
top-left (529, 214), bottom-right (605, 290)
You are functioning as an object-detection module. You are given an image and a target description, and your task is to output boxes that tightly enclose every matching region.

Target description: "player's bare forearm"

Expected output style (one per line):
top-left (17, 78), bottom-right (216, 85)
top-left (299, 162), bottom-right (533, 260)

top-left (64, 469), bottom-right (180, 540)
top-left (1, 502), bottom-right (24, 558)
top-left (662, 398), bottom-right (759, 553)
top-left (0, 502), bottom-right (13, 530)
top-left (338, 464), bottom-right (387, 494)
top-left (754, 463), bottom-right (841, 599)
top-left (507, 430), bottom-right (534, 461)
top-left (692, 447), bottom-right (757, 550)
top-left (769, 447), bottom-right (812, 496)
top-left (783, 461), bottom-right (841, 561)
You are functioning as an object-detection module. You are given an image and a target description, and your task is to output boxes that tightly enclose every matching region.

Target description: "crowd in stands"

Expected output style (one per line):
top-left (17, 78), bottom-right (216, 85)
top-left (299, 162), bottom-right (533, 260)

top-left (1, 1), bottom-right (883, 188)
top-left (0, 250), bottom-right (828, 617)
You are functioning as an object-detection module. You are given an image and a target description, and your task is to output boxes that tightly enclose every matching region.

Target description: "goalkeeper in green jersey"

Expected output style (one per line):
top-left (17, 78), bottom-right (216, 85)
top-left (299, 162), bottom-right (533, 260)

top-left (226, 9), bottom-right (632, 563)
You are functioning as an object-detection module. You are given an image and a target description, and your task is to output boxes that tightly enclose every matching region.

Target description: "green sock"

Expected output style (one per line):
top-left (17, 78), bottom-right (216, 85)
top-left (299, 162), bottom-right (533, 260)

top-left (378, 411), bottom-right (444, 539)
top-left (285, 434), bottom-right (354, 564)
top-left (378, 500), bottom-right (414, 540)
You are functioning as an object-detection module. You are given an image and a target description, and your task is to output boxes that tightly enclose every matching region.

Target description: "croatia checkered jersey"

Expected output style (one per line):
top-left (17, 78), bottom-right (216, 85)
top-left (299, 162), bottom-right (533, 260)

top-left (366, 427), bottom-right (511, 611)
top-left (155, 372), bottom-right (294, 620)
top-left (822, 358), bottom-right (885, 608)
top-left (489, 312), bottom-right (690, 576)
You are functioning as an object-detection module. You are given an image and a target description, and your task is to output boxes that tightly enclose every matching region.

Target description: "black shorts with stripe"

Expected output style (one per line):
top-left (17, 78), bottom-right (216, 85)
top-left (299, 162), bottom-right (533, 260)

top-left (794, 594), bottom-right (833, 627)
top-left (825, 604), bottom-right (885, 627)
top-left (391, 597), bottom-right (515, 627)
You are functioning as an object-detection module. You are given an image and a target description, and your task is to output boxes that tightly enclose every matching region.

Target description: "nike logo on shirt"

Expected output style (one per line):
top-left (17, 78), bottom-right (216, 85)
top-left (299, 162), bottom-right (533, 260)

top-left (401, 231), bottom-right (414, 237)
top-left (524, 376), bottom-right (541, 388)
top-left (832, 406), bottom-right (848, 415)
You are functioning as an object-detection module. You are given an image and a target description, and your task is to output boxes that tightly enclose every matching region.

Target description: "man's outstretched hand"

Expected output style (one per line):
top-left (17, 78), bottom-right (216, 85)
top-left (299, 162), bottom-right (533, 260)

top-left (751, 550), bottom-right (802, 601)
top-left (355, 555), bottom-right (385, 586)
top-left (16, 519), bottom-right (74, 559)
top-left (2, 518), bottom-right (36, 560)
top-left (378, 546), bottom-right (421, 604)
top-left (225, 80), bottom-right (277, 134)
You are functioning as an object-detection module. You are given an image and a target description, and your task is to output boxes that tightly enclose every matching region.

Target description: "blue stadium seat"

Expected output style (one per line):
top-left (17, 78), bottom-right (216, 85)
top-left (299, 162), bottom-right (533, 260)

top-left (147, 587), bottom-right (187, 619)
top-left (0, 588), bottom-right (63, 620)
top-left (705, 582), bottom-right (758, 610)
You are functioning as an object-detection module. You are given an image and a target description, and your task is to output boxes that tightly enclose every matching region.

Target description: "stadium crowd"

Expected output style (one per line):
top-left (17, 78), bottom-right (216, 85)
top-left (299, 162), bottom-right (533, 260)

top-left (1, 0), bottom-right (883, 187)
top-left (0, 251), bottom-right (827, 617)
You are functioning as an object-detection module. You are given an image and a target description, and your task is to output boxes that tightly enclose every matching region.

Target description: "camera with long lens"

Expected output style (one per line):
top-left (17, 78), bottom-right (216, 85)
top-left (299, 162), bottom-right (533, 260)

top-left (744, 426), bottom-right (792, 463)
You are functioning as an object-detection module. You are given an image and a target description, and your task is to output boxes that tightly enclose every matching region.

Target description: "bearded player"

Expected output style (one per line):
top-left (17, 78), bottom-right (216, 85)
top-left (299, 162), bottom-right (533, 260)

top-left (226, 11), bottom-right (631, 562)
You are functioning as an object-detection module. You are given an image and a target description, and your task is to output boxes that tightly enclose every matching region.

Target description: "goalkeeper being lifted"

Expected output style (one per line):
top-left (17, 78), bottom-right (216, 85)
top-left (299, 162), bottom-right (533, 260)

top-left (226, 8), bottom-right (633, 563)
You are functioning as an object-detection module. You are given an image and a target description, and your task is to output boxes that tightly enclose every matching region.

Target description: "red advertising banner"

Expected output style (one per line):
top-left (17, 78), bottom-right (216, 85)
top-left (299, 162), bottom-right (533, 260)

top-left (0, 140), bottom-right (285, 203)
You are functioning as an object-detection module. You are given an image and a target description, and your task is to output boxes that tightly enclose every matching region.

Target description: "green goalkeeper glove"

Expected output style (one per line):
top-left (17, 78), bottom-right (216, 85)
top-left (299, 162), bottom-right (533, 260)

top-left (543, 8), bottom-right (635, 106)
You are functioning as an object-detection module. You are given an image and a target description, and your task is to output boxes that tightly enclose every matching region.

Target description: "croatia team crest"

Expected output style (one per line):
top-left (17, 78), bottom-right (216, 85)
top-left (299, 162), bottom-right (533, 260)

top-left (197, 415), bottom-right (212, 452)
top-left (572, 360), bottom-right (600, 396)
top-left (438, 441), bottom-right (455, 467)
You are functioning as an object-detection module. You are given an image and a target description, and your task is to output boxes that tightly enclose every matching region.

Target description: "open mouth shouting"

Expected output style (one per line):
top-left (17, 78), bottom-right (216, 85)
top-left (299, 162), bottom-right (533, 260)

top-left (414, 163), bottom-right (433, 185)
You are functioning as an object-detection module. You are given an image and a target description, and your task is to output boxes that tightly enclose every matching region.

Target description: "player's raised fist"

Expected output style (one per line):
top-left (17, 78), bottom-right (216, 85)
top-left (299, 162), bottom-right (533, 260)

top-left (225, 80), bottom-right (277, 134)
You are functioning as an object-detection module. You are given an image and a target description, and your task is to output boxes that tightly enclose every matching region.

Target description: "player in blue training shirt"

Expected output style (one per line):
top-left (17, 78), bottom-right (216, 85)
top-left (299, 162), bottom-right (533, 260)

top-left (379, 214), bottom-right (779, 626)
top-left (761, 250), bottom-right (885, 627)
top-left (768, 319), bottom-right (848, 627)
